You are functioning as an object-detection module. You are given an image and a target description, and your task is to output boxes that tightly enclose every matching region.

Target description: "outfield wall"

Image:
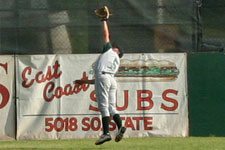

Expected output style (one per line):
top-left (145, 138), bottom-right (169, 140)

top-left (0, 56), bottom-right (15, 141)
top-left (0, 52), bottom-right (224, 140)
top-left (188, 53), bottom-right (225, 136)
top-left (1, 53), bottom-right (189, 140)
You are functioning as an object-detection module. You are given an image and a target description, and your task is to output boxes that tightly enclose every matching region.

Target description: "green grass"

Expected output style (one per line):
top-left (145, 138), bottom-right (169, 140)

top-left (0, 137), bottom-right (224, 150)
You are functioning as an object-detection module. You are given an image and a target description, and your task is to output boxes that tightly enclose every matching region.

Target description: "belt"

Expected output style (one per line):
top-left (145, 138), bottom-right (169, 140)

top-left (102, 71), bottom-right (114, 75)
top-left (102, 71), bottom-right (112, 74)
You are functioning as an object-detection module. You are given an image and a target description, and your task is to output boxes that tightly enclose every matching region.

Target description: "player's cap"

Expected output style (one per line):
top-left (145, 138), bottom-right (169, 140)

top-left (112, 42), bottom-right (124, 58)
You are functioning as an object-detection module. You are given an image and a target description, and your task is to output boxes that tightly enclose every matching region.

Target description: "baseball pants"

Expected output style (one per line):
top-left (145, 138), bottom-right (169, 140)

top-left (95, 73), bottom-right (118, 117)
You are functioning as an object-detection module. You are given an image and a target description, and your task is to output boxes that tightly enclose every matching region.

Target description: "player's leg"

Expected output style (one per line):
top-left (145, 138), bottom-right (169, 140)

top-left (108, 77), bottom-right (126, 142)
top-left (108, 79), bottom-right (121, 128)
top-left (95, 76), bottom-right (110, 120)
top-left (95, 75), bottom-right (112, 145)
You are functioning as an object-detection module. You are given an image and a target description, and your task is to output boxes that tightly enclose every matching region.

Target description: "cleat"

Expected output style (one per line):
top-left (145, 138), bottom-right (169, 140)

top-left (115, 126), bottom-right (126, 142)
top-left (95, 134), bottom-right (112, 145)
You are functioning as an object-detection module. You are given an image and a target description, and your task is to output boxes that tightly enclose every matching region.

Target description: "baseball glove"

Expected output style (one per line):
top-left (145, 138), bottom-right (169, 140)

top-left (95, 6), bottom-right (111, 21)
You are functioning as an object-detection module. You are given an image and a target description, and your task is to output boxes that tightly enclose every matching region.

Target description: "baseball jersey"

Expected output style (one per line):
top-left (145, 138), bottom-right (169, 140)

top-left (95, 42), bottom-right (120, 75)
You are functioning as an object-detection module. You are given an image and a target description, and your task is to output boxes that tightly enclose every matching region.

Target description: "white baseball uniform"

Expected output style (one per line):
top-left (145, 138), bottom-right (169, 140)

top-left (95, 42), bottom-right (120, 117)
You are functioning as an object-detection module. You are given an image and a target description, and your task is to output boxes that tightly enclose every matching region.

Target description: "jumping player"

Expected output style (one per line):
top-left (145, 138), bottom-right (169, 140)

top-left (75, 7), bottom-right (126, 145)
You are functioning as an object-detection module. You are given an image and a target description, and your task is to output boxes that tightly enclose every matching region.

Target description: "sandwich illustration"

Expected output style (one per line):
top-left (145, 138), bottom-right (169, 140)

top-left (115, 59), bottom-right (179, 82)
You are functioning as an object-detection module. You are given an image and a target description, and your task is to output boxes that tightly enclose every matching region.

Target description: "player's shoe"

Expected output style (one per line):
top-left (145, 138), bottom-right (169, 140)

top-left (95, 134), bottom-right (112, 145)
top-left (115, 126), bottom-right (126, 142)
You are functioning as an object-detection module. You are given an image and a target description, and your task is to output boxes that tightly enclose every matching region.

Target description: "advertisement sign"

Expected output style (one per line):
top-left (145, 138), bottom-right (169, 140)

top-left (16, 54), bottom-right (188, 140)
top-left (0, 56), bottom-right (15, 140)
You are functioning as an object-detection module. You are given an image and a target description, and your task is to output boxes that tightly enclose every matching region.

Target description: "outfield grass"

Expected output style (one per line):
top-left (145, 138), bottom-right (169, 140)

top-left (0, 137), bottom-right (224, 150)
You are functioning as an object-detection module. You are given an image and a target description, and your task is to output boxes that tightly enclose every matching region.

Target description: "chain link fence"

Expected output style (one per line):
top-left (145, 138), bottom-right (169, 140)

top-left (0, 0), bottom-right (224, 54)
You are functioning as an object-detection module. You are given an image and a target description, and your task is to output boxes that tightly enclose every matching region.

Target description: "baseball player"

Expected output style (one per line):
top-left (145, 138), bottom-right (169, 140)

top-left (75, 6), bottom-right (126, 145)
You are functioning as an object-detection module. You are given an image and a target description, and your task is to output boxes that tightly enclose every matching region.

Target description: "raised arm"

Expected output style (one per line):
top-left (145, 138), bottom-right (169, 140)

top-left (102, 20), bottom-right (110, 43)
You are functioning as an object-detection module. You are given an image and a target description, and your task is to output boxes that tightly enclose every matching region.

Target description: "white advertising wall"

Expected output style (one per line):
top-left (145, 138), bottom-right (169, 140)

top-left (16, 53), bottom-right (188, 140)
top-left (0, 56), bottom-right (15, 140)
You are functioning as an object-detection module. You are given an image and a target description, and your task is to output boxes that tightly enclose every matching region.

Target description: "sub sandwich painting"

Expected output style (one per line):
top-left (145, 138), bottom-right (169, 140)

top-left (115, 58), bottom-right (180, 82)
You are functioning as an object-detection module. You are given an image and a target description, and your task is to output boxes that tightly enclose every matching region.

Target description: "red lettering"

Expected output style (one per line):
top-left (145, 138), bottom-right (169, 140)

top-left (43, 74), bottom-right (91, 102)
top-left (132, 117), bottom-right (143, 130)
top-left (0, 84), bottom-right (10, 109)
top-left (55, 87), bottom-right (63, 98)
top-left (0, 63), bottom-right (7, 74)
top-left (121, 116), bottom-right (153, 130)
top-left (45, 66), bottom-right (52, 80)
top-left (43, 82), bottom-right (55, 102)
top-left (45, 118), bottom-right (54, 132)
top-left (64, 84), bottom-right (73, 96)
top-left (21, 61), bottom-right (91, 102)
top-left (52, 61), bottom-right (61, 79)
top-left (89, 91), bottom-right (99, 112)
top-left (45, 117), bottom-right (77, 132)
top-left (144, 117), bottom-right (153, 130)
top-left (137, 90), bottom-right (154, 110)
top-left (80, 72), bottom-right (89, 91)
top-left (72, 72), bottom-right (90, 94)
top-left (54, 117), bottom-right (64, 132)
top-left (64, 118), bottom-right (69, 131)
top-left (0, 63), bottom-right (10, 109)
top-left (82, 117), bottom-right (105, 131)
top-left (124, 117), bottom-right (135, 130)
top-left (21, 61), bottom-right (62, 88)
top-left (73, 83), bottom-right (83, 94)
top-left (36, 71), bottom-right (45, 83)
top-left (161, 89), bottom-right (178, 111)
top-left (22, 67), bottom-right (35, 88)
top-left (91, 117), bottom-right (101, 131)
top-left (82, 117), bottom-right (90, 131)
top-left (68, 117), bottom-right (78, 131)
